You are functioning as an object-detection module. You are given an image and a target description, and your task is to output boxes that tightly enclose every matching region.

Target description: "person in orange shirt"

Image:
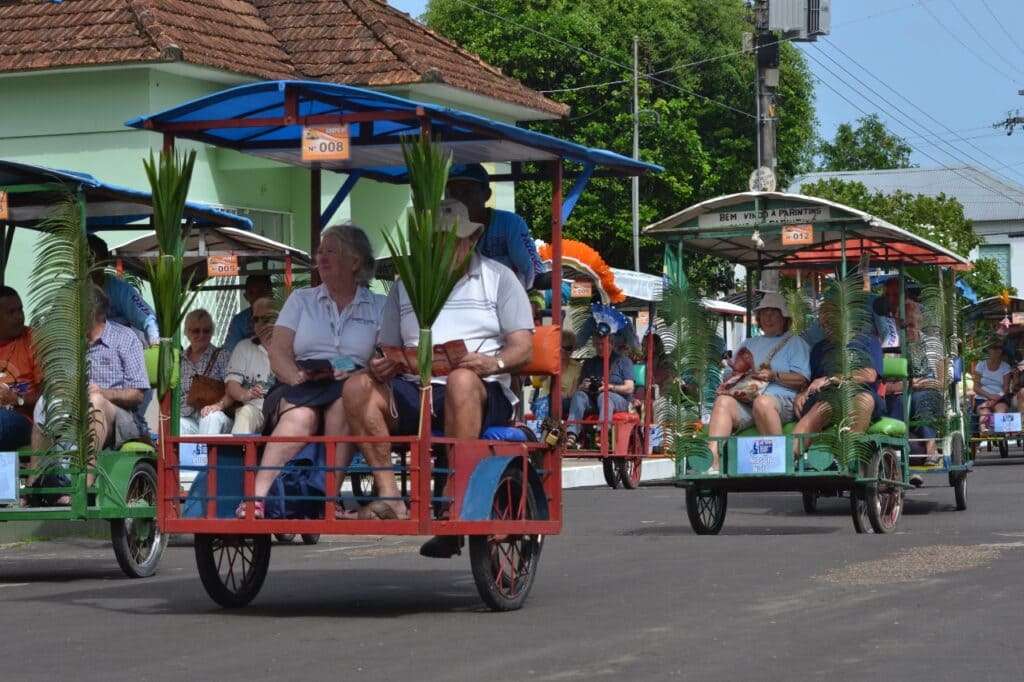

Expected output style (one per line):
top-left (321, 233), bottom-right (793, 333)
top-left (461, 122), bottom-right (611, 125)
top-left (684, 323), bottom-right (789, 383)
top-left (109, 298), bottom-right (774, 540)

top-left (0, 286), bottom-right (41, 450)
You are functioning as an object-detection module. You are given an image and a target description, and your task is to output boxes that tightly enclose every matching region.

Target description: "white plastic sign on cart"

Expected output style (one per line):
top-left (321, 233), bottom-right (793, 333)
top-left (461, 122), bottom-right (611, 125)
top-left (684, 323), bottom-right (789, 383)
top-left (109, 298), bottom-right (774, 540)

top-left (179, 443), bottom-right (209, 468)
top-left (735, 436), bottom-right (787, 474)
top-left (0, 452), bottom-right (17, 503)
top-left (994, 412), bottom-right (1022, 433)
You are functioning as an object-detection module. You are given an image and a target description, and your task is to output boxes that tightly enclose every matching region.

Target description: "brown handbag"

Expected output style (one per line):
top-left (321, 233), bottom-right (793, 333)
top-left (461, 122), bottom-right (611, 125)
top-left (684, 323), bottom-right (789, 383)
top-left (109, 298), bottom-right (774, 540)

top-left (186, 348), bottom-right (226, 410)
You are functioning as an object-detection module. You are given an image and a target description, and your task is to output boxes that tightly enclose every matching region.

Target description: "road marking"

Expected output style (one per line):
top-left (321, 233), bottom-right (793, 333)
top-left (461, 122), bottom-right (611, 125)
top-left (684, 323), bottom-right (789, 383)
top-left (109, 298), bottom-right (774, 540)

top-left (0, 583), bottom-right (29, 588)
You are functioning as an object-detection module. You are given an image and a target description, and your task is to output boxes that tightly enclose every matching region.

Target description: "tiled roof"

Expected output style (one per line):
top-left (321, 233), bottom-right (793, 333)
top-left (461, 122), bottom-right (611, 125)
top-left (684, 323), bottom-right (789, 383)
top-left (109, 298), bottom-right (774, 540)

top-left (790, 166), bottom-right (1024, 223)
top-left (0, 0), bottom-right (565, 118)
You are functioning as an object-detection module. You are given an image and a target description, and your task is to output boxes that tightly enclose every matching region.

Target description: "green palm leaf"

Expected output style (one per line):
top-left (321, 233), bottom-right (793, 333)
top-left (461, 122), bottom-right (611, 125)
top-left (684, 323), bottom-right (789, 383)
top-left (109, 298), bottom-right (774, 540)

top-left (28, 195), bottom-right (94, 468)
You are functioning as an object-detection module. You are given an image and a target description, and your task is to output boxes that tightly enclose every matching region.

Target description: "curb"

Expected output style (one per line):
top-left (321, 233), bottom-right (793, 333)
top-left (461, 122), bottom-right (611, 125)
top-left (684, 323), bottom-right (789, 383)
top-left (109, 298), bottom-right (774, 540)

top-left (561, 457), bottom-right (675, 488)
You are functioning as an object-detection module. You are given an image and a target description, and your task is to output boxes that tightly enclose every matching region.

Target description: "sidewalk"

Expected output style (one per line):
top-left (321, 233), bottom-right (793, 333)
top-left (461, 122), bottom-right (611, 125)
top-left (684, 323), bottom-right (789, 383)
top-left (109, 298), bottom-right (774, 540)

top-left (561, 457), bottom-right (675, 488)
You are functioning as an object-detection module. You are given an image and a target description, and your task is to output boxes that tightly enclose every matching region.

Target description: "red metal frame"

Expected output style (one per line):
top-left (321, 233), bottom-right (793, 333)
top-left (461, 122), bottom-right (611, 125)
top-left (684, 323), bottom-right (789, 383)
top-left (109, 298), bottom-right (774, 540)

top-left (157, 125), bottom-right (568, 538)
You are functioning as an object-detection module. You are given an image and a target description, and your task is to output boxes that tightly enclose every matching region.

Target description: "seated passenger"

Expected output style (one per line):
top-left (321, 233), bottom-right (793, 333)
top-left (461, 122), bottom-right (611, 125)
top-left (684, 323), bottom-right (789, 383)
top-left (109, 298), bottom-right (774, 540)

top-left (706, 293), bottom-right (810, 473)
top-left (445, 163), bottom-right (542, 290)
top-left (344, 199), bottom-right (533, 539)
top-left (179, 309), bottom-right (229, 436)
top-left (88, 235), bottom-right (160, 347)
top-left (0, 286), bottom-right (41, 450)
top-left (973, 343), bottom-right (1012, 432)
top-left (240, 224), bottom-right (384, 519)
top-left (530, 328), bottom-right (581, 418)
top-left (222, 274), bottom-right (273, 354)
top-left (791, 310), bottom-right (883, 451)
top-left (29, 286), bottom-right (149, 501)
top-left (885, 301), bottom-right (943, 463)
top-left (563, 336), bottom-right (635, 449)
top-left (196, 297), bottom-right (276, 435)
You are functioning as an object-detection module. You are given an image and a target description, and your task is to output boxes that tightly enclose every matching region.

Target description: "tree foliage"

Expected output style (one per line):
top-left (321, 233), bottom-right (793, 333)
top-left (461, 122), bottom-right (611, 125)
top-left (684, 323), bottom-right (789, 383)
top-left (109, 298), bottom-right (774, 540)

top-left (817, 114), bottom-right (913, 171)
top-left (800, 177), bottom-right (1010, 298)
top-left (425, 0), bottom-right (817, 295)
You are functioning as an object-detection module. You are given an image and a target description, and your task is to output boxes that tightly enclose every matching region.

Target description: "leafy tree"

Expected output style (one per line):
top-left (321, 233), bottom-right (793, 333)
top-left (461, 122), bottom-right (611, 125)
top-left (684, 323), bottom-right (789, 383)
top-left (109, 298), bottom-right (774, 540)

top-left (425, 0), bottom-right (817, 295)
top-left (800, 178), bottom-right (1010, 298)
top-left (817, 114), bottom-right (913, 171)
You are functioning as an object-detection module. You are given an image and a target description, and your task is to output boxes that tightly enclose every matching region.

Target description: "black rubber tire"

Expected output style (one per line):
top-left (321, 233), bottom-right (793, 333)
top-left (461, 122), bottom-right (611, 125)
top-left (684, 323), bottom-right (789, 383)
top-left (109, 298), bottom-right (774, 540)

top-left (274, 534), bottom-right (296, 543)
top-left (350, 472), bottom-right (375, 500)
top-left (948, 432), bottom-right (967, 511)
top-left (110, 461), bottom-right (167, 578)
top-left (469, 467), bottom-right (543, 612)
top-left (602, 458), bottom-right (620, 489)
top-left (801, 490), bottom-right (819, 514)
top-left (850, 486), bottom-right (872, 534)
top-left (617, 457), bottom-right (642, 490)
top-left (866, 448), bottom-right (904, 534)
top-left (194, 534), bottom-right (271, 608)
top-left (301, 534), bottom-right (320, 545)
top-left (685, 488), bottom-right (728, 535)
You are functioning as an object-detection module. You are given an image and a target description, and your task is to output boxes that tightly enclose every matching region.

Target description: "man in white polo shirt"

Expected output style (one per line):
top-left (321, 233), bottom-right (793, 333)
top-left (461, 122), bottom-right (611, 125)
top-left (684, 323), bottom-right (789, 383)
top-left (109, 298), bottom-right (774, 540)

top-left (344, 199), bottom-right (534, 551)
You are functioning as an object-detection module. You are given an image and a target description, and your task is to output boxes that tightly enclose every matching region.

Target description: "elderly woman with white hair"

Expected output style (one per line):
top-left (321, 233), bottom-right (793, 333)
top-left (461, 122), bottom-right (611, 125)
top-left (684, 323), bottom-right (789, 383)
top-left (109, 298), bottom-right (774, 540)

top-left (240, 223), bottom-right (385, 519)
top-left (705, 292), bottom-right (811, 474)
top-left (179, 308), bottom-right (230, 436)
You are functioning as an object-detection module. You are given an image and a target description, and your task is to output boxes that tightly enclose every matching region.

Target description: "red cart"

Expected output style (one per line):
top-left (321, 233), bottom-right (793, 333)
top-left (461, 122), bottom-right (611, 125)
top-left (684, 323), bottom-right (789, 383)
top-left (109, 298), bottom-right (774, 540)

top-left (128, 80), bottom-right (659, 610)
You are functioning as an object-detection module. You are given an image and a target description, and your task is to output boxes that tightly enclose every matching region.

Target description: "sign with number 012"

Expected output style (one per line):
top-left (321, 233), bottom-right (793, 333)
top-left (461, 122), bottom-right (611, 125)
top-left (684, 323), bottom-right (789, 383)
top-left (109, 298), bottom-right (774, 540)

top-left (301, 125), bottom-right (351, 162)
top-left (781, 223), bottom-right (814, 246)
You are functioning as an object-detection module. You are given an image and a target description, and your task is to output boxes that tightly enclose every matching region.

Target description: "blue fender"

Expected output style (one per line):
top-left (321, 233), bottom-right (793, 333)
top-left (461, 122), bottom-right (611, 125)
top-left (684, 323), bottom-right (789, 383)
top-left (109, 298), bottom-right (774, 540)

top-left (460, 457), bottom-right (550, 521)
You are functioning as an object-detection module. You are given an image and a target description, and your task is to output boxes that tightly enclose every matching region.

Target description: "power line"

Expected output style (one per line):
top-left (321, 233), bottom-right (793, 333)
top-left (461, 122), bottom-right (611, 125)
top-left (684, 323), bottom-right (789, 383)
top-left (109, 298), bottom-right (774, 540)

top-left (450, 0), bottom-right (756, 119)
top-left (805, 51), bottom-right (1024, 206)
top-left (919, 0), bottom-right (1022, 85)
top-left (947, 1), bottom-right (1024, 79)
top-left (980, 0), bottom-right (1024, 61)
top-left (817, 39), bottom-right (1024, 184)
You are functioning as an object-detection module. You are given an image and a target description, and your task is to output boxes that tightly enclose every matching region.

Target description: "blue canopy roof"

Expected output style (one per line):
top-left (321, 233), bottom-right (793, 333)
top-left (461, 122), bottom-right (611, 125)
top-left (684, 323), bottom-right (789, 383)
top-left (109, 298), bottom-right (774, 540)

top-left (0, 159), bottom-right (252, 231)
top-left (870, 273), bottom-right (978, 304)
top-left (125, 80), bottom-right (662, 181)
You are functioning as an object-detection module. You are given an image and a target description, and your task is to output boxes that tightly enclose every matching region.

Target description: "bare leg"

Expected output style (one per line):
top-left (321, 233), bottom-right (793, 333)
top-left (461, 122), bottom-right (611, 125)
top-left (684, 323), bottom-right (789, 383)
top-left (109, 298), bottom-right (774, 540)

top-left (88, 392), bottom-right (121, 487)
top-left (444, 369), bottom-right (486, 438)
top-left (252, 402), bottom-right (318, 499)
top-left (322, 395), bottom-right (354, 493)
top-left (343, 374), bottom-right (407, 517)
top-left (706, 394), bottom-right (741, 468)
top-left (792, 401), bottom-right (830, 459)
top-left (752, 394), bottom-right (783, 436)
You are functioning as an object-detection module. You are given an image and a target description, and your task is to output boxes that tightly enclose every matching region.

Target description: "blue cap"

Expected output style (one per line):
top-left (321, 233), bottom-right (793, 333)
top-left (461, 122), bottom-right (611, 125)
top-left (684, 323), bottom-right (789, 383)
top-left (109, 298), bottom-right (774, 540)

top-left (449, 163), bottom-right (491, 187)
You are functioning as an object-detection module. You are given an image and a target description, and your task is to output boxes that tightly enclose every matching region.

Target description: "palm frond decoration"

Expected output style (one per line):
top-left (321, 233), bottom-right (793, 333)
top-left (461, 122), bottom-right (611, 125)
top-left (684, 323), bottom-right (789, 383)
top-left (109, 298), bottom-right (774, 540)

top-left (380, 135), bottom-right (469, 387)
top-left (780, 278), bottom-right (812, 336)
top-left (143, 149), bottom-right (198, 398)
top-left (817, 271), bottom-right (875, 469)
top-left (656, 280), bottom-right (723, 465)
top-left (28, 195), bottom-right (95, 468)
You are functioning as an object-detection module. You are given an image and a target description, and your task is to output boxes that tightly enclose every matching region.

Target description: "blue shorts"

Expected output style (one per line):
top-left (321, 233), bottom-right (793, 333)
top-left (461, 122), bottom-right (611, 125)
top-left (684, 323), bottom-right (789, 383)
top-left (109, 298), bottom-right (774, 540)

top-left (389, 378), bottom-right (513, 436)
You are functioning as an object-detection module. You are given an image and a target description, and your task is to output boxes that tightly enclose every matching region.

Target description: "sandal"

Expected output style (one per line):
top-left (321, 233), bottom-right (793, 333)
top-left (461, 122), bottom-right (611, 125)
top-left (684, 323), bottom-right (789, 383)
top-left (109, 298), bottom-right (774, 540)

top-left (235, 500), bottom-right (265, 519)
top-left (357, 500), bottom-right (409, 520)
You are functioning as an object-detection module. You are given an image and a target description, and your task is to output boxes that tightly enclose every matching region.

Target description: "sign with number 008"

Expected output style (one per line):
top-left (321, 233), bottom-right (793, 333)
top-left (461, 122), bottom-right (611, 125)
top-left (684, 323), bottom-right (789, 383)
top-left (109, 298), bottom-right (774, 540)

top-left (0, 191), bottom-right (9, 221)
top-left (301, 125), bottom-right (351, 162)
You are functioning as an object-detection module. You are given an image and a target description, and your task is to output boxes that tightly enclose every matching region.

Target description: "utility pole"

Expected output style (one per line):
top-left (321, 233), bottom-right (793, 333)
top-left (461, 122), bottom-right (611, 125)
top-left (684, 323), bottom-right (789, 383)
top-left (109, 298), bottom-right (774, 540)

top-left (995, 90), bottom-right (1024, 135)
top-left (753, 0), bottom-right (779, 176)
top-left (631, 34), bottom-right (641, 271)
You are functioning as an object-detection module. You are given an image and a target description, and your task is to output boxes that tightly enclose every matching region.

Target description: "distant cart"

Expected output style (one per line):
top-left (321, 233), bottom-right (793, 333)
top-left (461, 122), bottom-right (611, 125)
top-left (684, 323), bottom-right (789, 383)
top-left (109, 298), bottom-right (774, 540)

top-left (0, 159), bottom-right (248, 577)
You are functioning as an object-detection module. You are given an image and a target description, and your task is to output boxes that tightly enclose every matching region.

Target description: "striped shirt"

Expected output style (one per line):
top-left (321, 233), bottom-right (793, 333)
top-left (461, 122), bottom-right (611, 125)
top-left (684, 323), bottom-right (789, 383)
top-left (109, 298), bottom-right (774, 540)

top-left (379, 253), bottom-right (533, 403)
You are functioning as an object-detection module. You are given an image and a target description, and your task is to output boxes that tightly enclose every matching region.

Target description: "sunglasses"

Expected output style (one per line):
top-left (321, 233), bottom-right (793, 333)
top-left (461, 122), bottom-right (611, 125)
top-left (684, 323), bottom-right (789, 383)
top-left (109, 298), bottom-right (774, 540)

top-left (188, 327), bottom-right (213, 335)
top-left (253, 315), bottom-right (275, 324)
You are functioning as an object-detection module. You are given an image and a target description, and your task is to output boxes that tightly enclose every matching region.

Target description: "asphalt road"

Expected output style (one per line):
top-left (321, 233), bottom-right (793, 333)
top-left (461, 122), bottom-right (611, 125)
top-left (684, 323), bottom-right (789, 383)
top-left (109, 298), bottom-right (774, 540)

top-left (3, 452), bottom-right (1024, 682)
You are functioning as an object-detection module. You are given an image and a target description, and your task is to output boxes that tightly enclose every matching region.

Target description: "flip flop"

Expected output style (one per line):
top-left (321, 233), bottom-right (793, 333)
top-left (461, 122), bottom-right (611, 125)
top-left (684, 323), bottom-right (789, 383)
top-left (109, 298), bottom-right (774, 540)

top-left (335, 507), bottom-right (360, 520)
top-left (357, 500), bottom-right (409, 520)
top-left (235, 500), bottom-right (265, 519)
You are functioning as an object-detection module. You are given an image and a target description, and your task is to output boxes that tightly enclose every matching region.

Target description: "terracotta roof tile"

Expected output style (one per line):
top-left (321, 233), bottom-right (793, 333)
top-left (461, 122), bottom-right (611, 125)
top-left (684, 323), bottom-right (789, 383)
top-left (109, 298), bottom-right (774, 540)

top-left (0, 0), bottom-right (566, 118)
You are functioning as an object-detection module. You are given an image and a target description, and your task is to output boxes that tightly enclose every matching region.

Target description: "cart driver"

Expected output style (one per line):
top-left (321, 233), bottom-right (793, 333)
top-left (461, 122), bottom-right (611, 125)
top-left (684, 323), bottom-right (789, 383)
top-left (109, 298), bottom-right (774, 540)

top-left (563, 335), bottom-right (635, 450)
top-left (445, 163), bottom-right (543, 290)
top-left (344, 198), bottom-right (533, 557)
top-left (88, 235), bottom-right (160, 347)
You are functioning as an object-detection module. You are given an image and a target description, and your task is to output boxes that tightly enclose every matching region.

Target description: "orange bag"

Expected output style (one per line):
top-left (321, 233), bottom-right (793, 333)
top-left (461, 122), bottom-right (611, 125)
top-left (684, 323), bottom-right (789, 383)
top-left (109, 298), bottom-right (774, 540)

top-left (521, 324), bottom-right (561, 375)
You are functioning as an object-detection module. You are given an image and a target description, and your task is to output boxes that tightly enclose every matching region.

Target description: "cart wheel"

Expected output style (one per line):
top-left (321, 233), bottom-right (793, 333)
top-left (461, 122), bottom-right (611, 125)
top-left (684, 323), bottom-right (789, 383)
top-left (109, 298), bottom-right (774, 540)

top-left (947, 432), bottom-right (967, 511)
top-left (274, 534), bottom-right (296, 543)
top-left (110, 461), bottom-right (167, 578)
top-left (617, 457), bottom-right (642, 489)
top-left (850, 486), bottom-right (872, 534)
top-left (351, 472), bottom-right (375, 500)
top-left (301, 534), bottom-right (320, 545)
top-left (469, 467), bottom-right (543, 612)
top-left (601, 458), bottom-right (620, 489)
top-left (866, 448), bottom-right (903, 534)
top-left (999, 439), bottom-right (1009, 459)
top-left (685, 488), bottom-right (728, 535)
top-left (801, 490), bottom-right (819, 514)
top-left (194, 534), bottom-right (271, 608)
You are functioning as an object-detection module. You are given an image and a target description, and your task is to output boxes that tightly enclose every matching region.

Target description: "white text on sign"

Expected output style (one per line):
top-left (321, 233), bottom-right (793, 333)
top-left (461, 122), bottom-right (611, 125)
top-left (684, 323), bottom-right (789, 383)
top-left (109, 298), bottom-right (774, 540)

top-left (781, 224), bottom-right (814, 246)
top-left (301, 126), bottom-right (351, 162)
top-left (0, 191), bottom-right (8, 221)
top-left (207, 254), bottom-right (239, 278)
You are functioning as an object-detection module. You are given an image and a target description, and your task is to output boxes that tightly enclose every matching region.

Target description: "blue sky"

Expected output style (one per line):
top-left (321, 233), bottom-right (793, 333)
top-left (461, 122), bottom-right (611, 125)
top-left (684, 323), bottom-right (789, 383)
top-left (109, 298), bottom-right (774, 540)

top-left (388, 1), bottom-right (1024, 186)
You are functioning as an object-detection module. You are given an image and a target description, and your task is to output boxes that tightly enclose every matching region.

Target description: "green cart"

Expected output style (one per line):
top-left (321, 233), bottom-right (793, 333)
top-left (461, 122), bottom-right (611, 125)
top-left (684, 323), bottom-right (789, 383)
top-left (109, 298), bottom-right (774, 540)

top-left (0, 160), bottom-right (248, 577)
top-left (644, 191), bottom-right (972, 534)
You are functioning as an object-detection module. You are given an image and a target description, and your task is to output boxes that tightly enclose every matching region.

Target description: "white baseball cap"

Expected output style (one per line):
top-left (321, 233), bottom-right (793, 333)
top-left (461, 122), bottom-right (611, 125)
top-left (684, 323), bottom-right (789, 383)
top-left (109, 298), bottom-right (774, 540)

top-left (438, 199), bottom-right (484, 238)
top-left (753, 291), bottom-right (791, 318)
